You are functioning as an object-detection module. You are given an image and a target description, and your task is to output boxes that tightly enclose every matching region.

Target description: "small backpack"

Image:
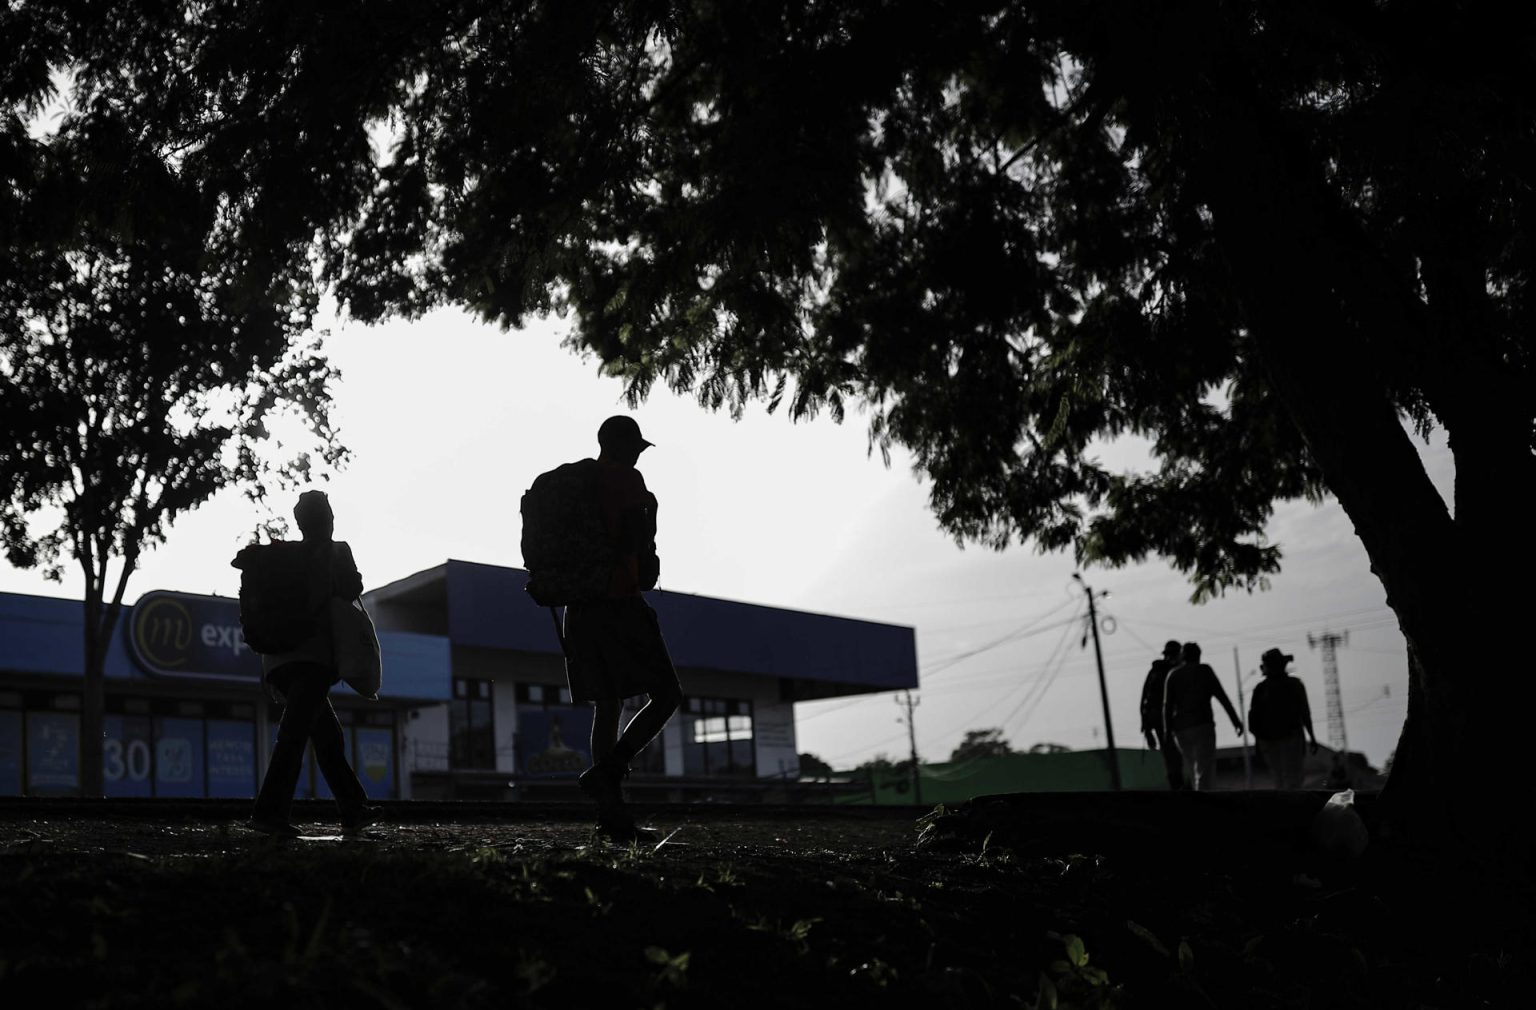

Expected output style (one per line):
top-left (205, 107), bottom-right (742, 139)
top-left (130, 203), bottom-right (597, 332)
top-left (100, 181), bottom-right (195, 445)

top-left (520, 460), bottom-right (613, 606)
top-left (231, 540), bottom-right (319, 654)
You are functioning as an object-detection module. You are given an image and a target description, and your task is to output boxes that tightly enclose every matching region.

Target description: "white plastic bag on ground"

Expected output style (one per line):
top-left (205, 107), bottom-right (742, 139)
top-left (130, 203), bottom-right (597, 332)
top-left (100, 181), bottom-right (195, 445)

top-left (1310, 788), bottom-right (1369, 858)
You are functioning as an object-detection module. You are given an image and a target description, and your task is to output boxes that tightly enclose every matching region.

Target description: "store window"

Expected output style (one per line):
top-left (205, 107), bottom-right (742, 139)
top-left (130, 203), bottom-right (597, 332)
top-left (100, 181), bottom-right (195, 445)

top-left (154, 716), bottom-right (206, 798)
top-left (682, 697), bottom-right (755, 777)
top-left (0, 692), bottom-right (24, 796)
top-left (103, 713), bottom-right (155, 798)
top-left (514, 682), bottom-right (591, 778)
top-left (451, 677), bottom-right (495, 769)
top-left (206, 717), bottom-right (256, 799)
top-left (515, 683), bottom-right (572, 705)
top-left (27, 702), bottom-right (81, 795)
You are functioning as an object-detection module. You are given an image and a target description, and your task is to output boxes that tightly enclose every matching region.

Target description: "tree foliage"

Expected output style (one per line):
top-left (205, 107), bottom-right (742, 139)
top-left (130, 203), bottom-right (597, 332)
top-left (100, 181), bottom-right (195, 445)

top-left (0, 122), bottom-right (344, 577)
top-left (1, 10), bottom-right (348, 793)
top-left (949, 728), bottom-right (1016, 763)
top-left (797, 752), bottom-right (833, 778)
top-left (8, 2), bottom-right (1536, 843)
top-left (11, 0), bottom-right (1459, 599)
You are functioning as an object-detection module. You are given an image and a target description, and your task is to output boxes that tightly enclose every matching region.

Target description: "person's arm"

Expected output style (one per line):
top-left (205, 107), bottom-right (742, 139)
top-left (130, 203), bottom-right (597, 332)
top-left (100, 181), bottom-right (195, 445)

top-left (1162, 668), bottom-right (1178, 741)
top-left (332, 542), bottom-right (364, 599)
top-left (1140, 669), bottom-right (1159, 748)
top-left (1297, 680), bottom-right (1319, 752)
top-left (1210, 667), bottom-right (1242, 734)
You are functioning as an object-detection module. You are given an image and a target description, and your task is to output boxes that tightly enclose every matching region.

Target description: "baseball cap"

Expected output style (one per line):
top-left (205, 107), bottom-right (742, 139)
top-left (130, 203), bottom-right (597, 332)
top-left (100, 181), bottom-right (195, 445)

top-left (597, 415), bottom-right (654, 449)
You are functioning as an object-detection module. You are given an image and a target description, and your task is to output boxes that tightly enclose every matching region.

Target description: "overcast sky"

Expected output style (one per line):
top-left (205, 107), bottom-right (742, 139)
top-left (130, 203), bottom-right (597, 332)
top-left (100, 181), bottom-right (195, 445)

top-left (1, 306), bottom-right (1447, 770)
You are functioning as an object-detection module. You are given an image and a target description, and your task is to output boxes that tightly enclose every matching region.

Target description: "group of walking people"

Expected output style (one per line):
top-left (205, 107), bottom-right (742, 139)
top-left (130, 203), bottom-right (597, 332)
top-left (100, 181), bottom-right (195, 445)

top-left (234, 409), bottom-right (1324, 840)
top-left (238, 415), bottom-right (679, 843)
top-left (1140, 640), bottom-right (1318, 791)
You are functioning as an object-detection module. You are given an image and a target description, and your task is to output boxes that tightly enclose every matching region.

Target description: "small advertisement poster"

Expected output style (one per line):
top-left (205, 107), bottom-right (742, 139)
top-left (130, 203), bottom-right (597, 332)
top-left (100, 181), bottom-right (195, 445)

top-left (516, 706), bottom-right (593, 778)
top-left (154, 717), bottom-right (205, 798)
top-left (355, 727), bottom-right (396, 799)
top-left (26, 712), bottom-right (79, 792)
top-left (206, 720), bottom-right (256, 798)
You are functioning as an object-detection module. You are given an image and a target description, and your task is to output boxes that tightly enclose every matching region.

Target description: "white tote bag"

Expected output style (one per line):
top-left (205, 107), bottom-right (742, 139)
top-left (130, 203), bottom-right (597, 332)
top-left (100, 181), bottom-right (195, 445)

top-left (332, 597), bottom-right (382, 700)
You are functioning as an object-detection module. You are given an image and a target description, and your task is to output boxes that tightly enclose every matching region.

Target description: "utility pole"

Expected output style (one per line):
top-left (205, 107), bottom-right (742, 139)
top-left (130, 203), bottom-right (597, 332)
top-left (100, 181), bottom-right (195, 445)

top-left (1073, 574), bottom-right (1121, 791)
top-left (896, 690), bottom-right (922, 805)
top-left (1308, 630), bottom-right (1351, 755)
top-left (1233, 647), bottom-right (1252, 790)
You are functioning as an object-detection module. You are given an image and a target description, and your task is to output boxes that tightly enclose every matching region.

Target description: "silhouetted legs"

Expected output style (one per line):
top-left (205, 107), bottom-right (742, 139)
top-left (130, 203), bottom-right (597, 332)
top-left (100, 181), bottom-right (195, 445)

top-left (254, 662), bottom-right (367, 827)
top-left (1258, 733), bottom-right (1306, 789)
top-left (566, 600), bottom-right (682, 840)
top-left (1174, 723), bottom-right (1217, 791)
top-left (588, 679), bottom-right (682, 780)
top-left (591, 698), bottom-right (623, 766)
top-left (1155, 730), bottom-right (1186, 791)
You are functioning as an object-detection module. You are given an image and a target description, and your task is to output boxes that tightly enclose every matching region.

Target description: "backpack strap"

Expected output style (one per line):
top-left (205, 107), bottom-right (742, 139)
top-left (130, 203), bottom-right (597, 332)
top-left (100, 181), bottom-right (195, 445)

top-left (548, 606), bottom-right (570, 658)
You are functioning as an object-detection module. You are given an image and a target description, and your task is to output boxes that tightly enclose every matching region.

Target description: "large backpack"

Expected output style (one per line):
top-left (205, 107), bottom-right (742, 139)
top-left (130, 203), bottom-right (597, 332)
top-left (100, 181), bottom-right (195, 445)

top-left (520, 460), bottom-right (613, 607)
top-left (231, 540), bottom-right (319, 654)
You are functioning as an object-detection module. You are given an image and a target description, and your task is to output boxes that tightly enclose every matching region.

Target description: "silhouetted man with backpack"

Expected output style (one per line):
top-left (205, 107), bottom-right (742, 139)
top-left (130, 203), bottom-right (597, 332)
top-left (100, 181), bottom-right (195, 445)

top-left (521, 416), bottom-right (682, 842)
top-left (234, 490), bottom-right (374, 837)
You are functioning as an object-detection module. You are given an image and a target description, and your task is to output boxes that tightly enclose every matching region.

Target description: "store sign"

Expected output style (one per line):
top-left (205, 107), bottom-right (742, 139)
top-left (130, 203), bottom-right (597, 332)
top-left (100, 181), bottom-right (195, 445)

top-left (127, 591), bottom-right (263, 682)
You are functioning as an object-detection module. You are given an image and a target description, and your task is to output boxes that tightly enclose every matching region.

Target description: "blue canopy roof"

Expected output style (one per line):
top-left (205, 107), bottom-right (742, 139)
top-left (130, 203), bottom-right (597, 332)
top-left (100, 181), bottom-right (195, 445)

top-left (370, 560), bottom-right (918, 700)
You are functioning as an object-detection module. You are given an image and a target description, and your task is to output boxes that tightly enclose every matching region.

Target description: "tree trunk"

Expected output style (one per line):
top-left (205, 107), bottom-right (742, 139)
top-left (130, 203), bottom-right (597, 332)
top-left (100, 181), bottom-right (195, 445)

top-left (80, 585), bottom-right (107, 798)
top-left (1191, 79), bottom-right (1536, 886)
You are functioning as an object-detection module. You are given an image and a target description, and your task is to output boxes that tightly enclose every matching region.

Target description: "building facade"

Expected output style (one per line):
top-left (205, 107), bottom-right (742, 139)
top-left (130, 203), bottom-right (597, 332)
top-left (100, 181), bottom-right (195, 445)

top-left (0, 560), bottom-right (919, 802)
top-left (366, 561), bottom-right (919, 801)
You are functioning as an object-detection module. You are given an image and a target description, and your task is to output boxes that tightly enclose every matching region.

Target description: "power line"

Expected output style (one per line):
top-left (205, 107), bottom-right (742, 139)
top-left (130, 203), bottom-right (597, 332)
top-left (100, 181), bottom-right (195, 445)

top-left (997, 603), bottom-right (1085, 738)
top-left (919, 599), bottom-right (1082, 676)
top-left (796, 607), bottom-right (1088, 726)
top-left (1006, 621), bottom-right (1087, 739)
top-left (878, 603), bottom-right (1086, 763)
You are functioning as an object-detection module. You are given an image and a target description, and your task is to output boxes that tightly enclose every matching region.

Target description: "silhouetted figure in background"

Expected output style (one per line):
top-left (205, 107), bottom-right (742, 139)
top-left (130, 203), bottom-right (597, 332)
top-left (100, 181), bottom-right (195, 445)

top-left (565, 417), bottom-right (683, 842)
top-left (1162, 641), bottom-right (1243, 791)
top-left (1248, 647), bottom-right (1318, 789)
top-left (235, 491), bottom-right (373, 836)
top-left (1140, 639), bottom-right (1186, 791)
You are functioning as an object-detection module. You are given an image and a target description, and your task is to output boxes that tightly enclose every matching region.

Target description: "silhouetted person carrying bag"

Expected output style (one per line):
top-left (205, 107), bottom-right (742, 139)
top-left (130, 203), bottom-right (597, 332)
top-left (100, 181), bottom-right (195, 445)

top-left (521, 416), bottom-right (682, 843)
top-left (234, 490), bottom-right (379, 837)
top-left (1248, 647), bottom-right (1318, 789)
top-left (1139, 639), bottom-right (1186, 791)
top-left (1162, 641), bottom-right (1243, 791)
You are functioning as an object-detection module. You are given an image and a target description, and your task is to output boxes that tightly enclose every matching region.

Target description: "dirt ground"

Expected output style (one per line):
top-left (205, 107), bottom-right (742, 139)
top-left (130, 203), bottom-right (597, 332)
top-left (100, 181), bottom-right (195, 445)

top-left (0, 795), bottom-right (1529, 1008)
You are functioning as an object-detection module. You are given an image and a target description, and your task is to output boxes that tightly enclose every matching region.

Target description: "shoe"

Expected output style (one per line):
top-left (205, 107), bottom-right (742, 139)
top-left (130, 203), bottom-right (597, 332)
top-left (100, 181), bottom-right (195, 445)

top-left (341, 808), bottom-right (380, 836)
top-left (595, 810), bottom-right (658, 845)
top-left (247, 818), bottom-right (301, 838)
top-left (578, 760), bottom-right (626, 808)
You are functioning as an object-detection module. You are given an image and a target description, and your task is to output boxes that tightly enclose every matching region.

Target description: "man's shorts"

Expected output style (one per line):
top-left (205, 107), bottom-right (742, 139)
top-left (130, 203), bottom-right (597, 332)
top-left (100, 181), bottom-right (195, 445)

top-left (562, 597), bottom-right (680, 703)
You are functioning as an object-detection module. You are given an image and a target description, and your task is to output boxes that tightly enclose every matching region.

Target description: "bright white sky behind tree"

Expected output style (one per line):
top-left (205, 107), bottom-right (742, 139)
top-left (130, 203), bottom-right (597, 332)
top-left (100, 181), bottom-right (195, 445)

top-left (1, 306), bottom-right (1446, 771)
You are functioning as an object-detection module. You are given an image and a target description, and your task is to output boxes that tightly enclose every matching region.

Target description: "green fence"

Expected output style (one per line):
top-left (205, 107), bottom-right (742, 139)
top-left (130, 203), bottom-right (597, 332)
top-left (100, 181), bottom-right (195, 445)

top-left (838, 749), bottom-right (1170, 805)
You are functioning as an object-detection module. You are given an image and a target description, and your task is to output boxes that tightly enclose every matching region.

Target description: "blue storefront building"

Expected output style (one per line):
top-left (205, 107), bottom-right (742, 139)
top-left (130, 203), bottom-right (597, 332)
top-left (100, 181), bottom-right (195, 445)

top-left (0, 561), bottom-right (918, 801)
